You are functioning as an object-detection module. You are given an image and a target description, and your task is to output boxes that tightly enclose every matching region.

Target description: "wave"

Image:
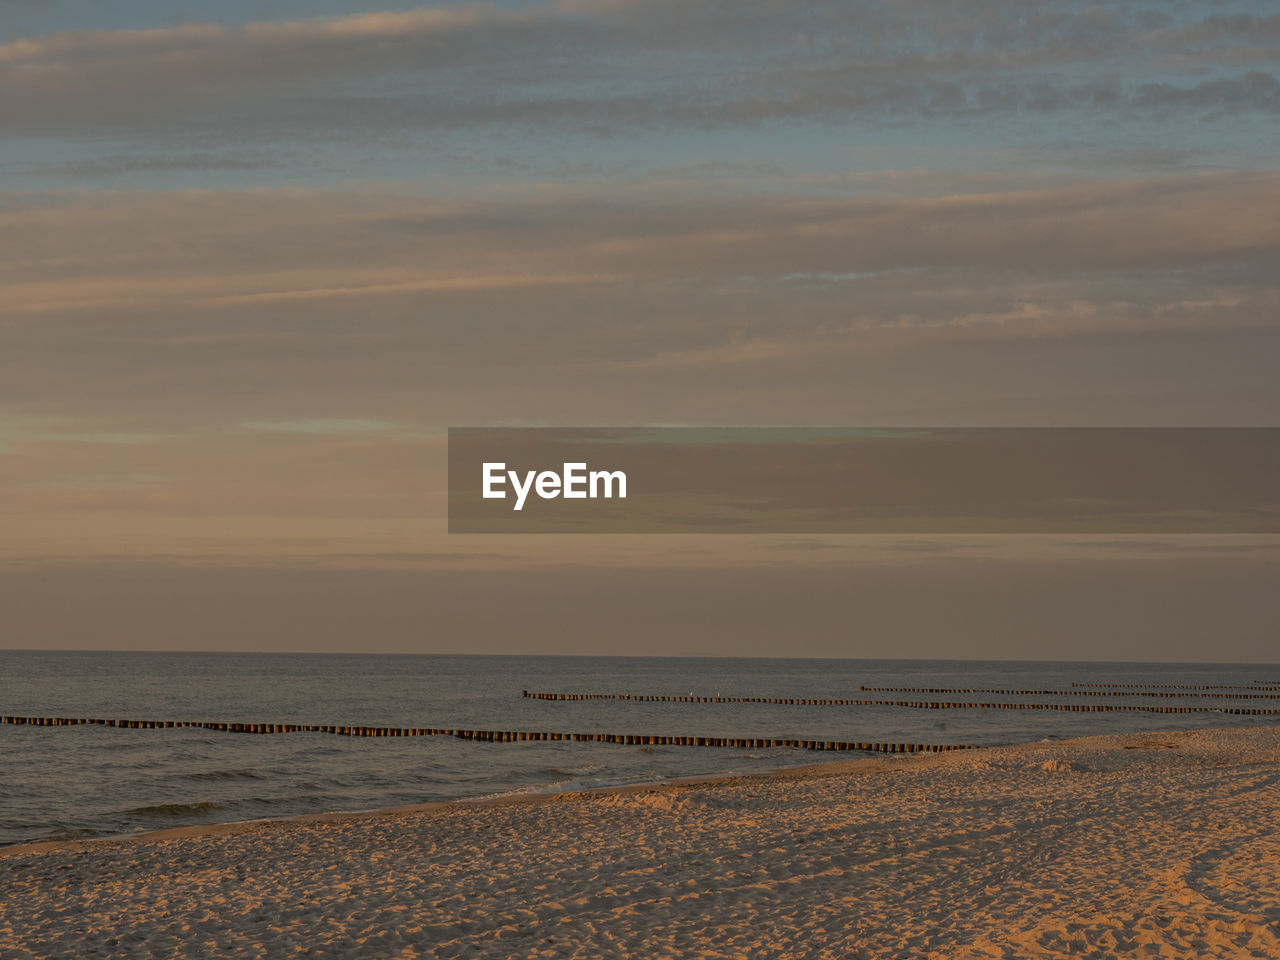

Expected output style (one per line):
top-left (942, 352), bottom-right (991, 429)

top-left (127, 799), bottom-right (262, 817)
top-left (183, 769), bottom-right (263, 781)
top-left (542, 763), bottom-right (607, 777)
top-left (128, 803), bottom-right (230, 819)
top-left (461, 779), bottom-right (575, 802)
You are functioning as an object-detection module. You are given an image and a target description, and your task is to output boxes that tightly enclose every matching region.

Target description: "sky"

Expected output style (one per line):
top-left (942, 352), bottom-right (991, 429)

top-left (2, 0), bottom-right (1278, 658)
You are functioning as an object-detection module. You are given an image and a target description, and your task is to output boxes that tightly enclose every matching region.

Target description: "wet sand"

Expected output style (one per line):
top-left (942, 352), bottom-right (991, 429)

top-left (3, 725), bottom-right (1279, 959)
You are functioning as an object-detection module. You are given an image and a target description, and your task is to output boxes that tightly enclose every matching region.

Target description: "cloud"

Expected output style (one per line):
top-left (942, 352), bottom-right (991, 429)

top-left (1, 167), bottom-right (1276, 437)
top-left (5, 553), bottom-right (1280, 660)
top-left (194, 272), bottom-right (619, 307)
top-left (2, 1), bottom-right (1277, 140)
top-left (4, 171), bottom-right (1277, 319)
top-left (1133, 71), bottom-right (1280, 117)
top-left (0, 414), bottom-right (175, 452)
top-left (241, 419), bottom-right (399, 435)
top-left (18, 151), bottom-right (277, 178)
top-left (1149, 12), bottom-right (1280, 62)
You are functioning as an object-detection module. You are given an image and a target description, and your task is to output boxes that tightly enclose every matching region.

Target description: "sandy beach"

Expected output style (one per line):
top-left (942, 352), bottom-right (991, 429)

top-left (3, 725), bottom-right (1278, 959)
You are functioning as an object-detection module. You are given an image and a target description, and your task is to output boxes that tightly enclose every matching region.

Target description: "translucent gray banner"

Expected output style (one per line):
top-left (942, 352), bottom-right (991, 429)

top-left (448, 428), bottom-right (1280, 533)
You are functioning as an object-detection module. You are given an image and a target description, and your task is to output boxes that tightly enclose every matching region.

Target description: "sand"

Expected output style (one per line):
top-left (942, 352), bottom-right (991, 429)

top-left (2, 725), bottom-right (1279, 959)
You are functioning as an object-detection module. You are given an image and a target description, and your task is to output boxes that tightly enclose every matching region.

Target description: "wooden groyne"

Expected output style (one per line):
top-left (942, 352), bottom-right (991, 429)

top-left (1070, 683), bottom-right (1280, 691)
top-left (0, 716), bottom-right (969, 753)
top-left (525, 691), bottom-right (874, 705)
top-left (859, 687), bottom-right (1280, 699)
top-left (445, 731), bottom-right (966, 752)
top-left (0, 717), bottom-right (455, 735)
top-left (848, 701), bottom-right (1280, 716)
top-left (522, 691), bottom-right (1280, 706)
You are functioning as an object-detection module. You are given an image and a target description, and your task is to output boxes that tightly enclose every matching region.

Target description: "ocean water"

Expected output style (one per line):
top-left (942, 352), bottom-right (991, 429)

top-left (2, 651), bottom-right (1278, 848)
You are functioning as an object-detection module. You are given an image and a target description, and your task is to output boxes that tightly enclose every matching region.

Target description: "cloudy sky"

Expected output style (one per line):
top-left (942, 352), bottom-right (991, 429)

top-left (3, 0), bottom-right (1278, 658)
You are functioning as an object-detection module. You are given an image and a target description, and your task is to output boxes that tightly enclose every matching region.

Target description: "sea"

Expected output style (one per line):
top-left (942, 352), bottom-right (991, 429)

top-left (3, 651), bottom-right (1279, 848)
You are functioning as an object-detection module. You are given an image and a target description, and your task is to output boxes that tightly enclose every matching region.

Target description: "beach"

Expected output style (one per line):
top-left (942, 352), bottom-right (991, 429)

top-left (2, 726), bottom-right (1278, 958)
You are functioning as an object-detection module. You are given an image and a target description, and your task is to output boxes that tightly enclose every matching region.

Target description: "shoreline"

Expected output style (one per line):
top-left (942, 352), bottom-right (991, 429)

top-left (0, 721), bottom-right (1263, 857)
top-left (4, 724), bottom-right (1279, 958)
top-left (0, 746), bottom-right (926, 859)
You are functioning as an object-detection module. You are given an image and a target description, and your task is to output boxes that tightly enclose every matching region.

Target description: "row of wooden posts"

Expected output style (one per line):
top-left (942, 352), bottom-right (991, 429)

top-left (522, 690), bottom-right (1280, 709)
top-left (0, 715), bottom-right (970, 753)
top-left (525, 691), bottom-right (871, 705)
top-left (1069, 683), bottom-right (1280, 691)
top-left (858, 686), bottom-right (1280, 699)
top-left (0, 717), bottom-right (452, 735)
top-left (856, 701), bottom-right (1280, 716)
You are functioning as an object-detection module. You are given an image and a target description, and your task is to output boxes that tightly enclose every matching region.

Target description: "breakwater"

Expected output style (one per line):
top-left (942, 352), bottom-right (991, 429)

top-left (0, 715), bottom-right (969, 753)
